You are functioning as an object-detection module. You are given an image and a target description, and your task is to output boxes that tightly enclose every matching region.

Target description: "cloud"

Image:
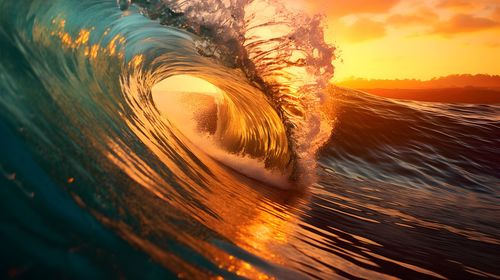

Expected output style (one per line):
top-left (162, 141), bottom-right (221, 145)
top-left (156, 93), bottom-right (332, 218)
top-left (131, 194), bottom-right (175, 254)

top-left (339, 18), bottom-right (387, 42)
top-left (432, 14), bottom-right (500, 35)
top-left (386, 8), bottom-right (439, 27)
top-left (494, 7), bottom-right (500, 21)
top-left (485, 42), bottom-right (500, 48)
top-left (309, 0), bottom-right (400, 17)
top-left (319, 0), bottom-right (500, 43)
top-left (437, 0), bottom-right (480, 10)
top-left (435, 0), bottom-right (500, 15)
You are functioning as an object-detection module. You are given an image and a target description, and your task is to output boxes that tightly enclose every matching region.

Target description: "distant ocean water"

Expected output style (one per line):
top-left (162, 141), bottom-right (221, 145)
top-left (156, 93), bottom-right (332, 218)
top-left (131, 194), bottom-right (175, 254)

top-left (1, 0), bottom-right (499, 279)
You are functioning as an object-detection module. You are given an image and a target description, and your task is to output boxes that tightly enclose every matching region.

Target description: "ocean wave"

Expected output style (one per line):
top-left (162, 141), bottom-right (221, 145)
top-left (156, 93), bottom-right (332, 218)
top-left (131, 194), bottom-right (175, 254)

top-left (1, 0), bottom-right (499, 279)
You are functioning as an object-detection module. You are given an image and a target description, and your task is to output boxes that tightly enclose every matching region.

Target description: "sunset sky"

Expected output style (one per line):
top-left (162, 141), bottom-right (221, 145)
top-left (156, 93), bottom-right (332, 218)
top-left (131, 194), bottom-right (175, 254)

top-left (304, 0), bottom-right (500, 81)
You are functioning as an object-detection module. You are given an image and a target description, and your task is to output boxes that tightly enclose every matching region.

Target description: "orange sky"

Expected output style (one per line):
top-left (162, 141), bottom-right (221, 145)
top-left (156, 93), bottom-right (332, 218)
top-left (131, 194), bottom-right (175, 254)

top-left (303, 0), bottom-right (500, 81)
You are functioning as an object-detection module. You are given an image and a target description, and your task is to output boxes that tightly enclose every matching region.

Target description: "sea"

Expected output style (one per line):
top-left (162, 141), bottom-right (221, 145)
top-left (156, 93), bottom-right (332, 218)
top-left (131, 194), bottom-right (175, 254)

top-left (1, 0), bottom-right (499, 279)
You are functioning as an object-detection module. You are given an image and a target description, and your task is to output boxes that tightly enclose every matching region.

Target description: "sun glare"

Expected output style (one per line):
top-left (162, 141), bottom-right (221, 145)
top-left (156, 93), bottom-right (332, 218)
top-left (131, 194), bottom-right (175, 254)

top-left (152, 75), bottom-right (220, 95)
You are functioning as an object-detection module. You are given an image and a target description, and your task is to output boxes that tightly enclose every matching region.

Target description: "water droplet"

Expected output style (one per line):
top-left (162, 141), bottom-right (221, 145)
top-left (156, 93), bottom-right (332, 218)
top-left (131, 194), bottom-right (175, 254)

top-left (117, 0), bottom-right (131, 11)
top-left (6, 173), bottom-right (16, 180)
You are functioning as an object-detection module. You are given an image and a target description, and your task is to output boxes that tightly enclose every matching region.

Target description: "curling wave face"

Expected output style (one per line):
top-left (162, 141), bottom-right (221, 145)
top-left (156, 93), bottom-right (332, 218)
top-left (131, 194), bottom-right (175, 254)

top-left (1, 0), bottom-right (335, 187)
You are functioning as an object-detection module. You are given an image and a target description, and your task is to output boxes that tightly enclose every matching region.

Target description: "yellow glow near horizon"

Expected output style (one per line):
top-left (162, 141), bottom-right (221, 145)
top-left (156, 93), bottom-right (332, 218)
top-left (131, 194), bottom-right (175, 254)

top-left (303, 0), bottom-right (500, 81)
top-left (151, 75), bottom-right (222, 122)
top-left (329, 28), bottom-right (500, 81)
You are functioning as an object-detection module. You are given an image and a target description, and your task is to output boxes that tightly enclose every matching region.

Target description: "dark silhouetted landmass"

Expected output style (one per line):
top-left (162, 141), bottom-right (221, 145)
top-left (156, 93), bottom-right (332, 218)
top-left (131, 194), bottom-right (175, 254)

top-left (359, 87), bottom-right (500, 104)
top-left (336, 74), bottom-right (500, 103)
top-left (337, 74), bottom-right (500, 89)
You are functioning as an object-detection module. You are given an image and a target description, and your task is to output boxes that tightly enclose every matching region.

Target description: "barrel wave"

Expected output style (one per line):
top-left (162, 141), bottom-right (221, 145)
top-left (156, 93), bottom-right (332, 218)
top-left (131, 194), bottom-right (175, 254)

top-left (0, 0), bottom-right (499, 279)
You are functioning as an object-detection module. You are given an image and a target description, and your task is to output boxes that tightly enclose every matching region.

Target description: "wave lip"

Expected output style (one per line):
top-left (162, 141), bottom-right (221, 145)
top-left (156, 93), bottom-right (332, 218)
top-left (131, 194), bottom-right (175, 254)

top-left (133, 0), bottom-right (336, 181)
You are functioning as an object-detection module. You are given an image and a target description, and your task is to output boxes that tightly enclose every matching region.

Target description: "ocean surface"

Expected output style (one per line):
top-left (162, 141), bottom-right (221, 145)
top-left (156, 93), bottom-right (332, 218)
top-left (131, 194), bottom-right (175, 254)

top-left (1, 0), bottom-right (499, 279)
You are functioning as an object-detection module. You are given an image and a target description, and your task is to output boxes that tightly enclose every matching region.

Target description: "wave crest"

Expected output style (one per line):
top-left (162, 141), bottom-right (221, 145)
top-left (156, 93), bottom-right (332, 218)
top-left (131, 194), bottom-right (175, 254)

top-left (132, 0), bottom-right (336, 180)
